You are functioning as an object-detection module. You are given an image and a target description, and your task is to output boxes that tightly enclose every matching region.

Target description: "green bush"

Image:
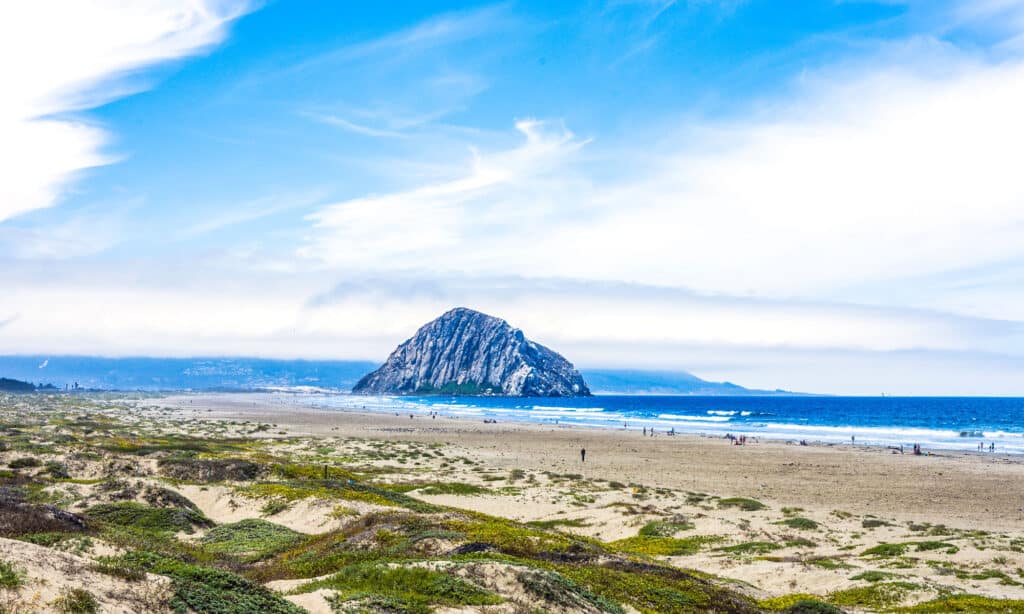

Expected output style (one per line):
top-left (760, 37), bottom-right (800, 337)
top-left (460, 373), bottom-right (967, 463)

top-left (117, 551), bottom-right (304, 613)
top-left (86, 502), bottom-right (213, 535)
top-left (718, 497), bottom-right (766, 511)
top-left (717, 541), bottom-right (783, 555)
top-left (787, 600), bottom-right (847, 614)
top-left (45, 461), bottom-right (70, 479)
top-left (201, 519), bottom-right (305, 560)
top-left (899, 594), bottom-right (1024, 612)
top-left (8, 457), bottom-right (40, 469)
top-left (517, 568), bottom-right (623, 613)
top-left (416, 482), bottom-right (492, 496)
top-left (91, 557), bottom-right (146, 581)
top-left (862, 518), bottom-right (892, 528)
top-left (780, 517), bottom-right (819, 530)
top-left (828, 582), bottom-right (918, 609)
top-left (861, 543), bottom-right (908, 557)
top-left (53, 588), bottom-right (98, 614)
top-left (0, 559), bottom-right (24, 589)
top-left (851, 570), bottom-right (896, 582)
top-left (638, 520), bottom-right (694, 537)
top-left (609, 534), bottom-right (723, 556)
top-left (295, 562), bottom-right (502, 613)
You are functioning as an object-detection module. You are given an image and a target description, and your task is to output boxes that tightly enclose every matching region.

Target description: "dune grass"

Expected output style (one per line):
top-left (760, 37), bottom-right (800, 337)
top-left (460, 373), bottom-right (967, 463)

top-left (294, 562), bottom-right (502, 613)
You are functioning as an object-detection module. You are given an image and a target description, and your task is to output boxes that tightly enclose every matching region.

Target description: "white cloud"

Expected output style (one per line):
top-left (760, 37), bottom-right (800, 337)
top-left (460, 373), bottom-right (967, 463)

top-left (0, 0), bottom-right (250, 222)
top-left (301, 46), bottom-right (1024, 320)
top-left (300, 119), bottom-right (591, 267)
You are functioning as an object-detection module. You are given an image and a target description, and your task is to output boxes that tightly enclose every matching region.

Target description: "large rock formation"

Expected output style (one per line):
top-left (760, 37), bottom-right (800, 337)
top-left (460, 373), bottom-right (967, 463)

top-left (352, 308), bottom-right (590, 397)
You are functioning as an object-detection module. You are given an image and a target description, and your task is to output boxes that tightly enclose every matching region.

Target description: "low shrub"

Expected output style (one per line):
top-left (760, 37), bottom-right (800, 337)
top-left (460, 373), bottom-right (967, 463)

top-left (116, 551), bottom-right (304, 613)
top-left (86, 502), bottom-right (213, 535)
top-left (201, 519), bottom-right (305, 560)
top-left (851, 570), bottom-right (896, 582)
top-left (827, 582), bottom-right (918, 609)
top-left (862, 518), bottom-right (892, 528)
top-left (44, 461), bottom-right (70, 479)
top-left (294, 562), bottom-right (503, 613)
top-left (0, 559), bottom-right (24, 589)
top-left (717, 541), bottom-right (783, 555)
top-left (780, 517), bottom-right (819, 530)
top-left (638, 520), bottom-right (694, 537)
top-left (609, 534), bottom-right (723, 557)
top-left (53, 588), bottom-right (98, 613)
top-left (899, 594), bottom-right (1024, 612)
top-left (416, 482), bottom-right (492, 496)
top-left (8, 458), bottom-right (40, 470)
top-left (158, 458), bottom-right (262, 482)
top-left (718, 497), bottom-right (766, 511)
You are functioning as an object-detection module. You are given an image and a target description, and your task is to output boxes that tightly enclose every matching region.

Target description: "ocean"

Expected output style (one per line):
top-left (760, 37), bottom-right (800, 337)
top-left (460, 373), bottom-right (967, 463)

top-left (290, 393), bottom-right (1024, 454)
top-left (3, 355), bottom-right (1022, 453)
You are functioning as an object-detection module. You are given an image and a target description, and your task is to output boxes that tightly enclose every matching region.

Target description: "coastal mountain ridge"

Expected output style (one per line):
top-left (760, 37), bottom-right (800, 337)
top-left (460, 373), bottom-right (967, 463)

top-left (352, 307), bottom-right (590, 397)
top-left (0, 357), bottom-right (797, 395)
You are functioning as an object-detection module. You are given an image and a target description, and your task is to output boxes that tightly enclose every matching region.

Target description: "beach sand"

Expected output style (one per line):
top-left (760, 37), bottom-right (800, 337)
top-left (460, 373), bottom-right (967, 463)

top-left (157, 392), bottom-right (1024, 531)
top-left (7, 390), bottom-right (1019, 612)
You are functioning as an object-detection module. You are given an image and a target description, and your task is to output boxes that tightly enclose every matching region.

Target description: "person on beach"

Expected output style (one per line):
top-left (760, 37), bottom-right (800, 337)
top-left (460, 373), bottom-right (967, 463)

top-left (990, 442), bottom-right (995, 452)
top-left (643, 427), bottom-right (647, 436)
top-left (580, 448), bottom-right (586, 462)
top-left (851, 435), bottom-right (855, 445)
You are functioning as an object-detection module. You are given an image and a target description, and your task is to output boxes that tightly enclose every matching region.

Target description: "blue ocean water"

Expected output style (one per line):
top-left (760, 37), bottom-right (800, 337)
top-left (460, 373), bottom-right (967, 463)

top-left (295, 393), bottom-right (1024, 454)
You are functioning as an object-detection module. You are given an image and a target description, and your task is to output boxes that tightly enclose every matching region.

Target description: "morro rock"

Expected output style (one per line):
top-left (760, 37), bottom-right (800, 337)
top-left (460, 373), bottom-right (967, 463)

top-left (352, 308), bottom-right (590, 397)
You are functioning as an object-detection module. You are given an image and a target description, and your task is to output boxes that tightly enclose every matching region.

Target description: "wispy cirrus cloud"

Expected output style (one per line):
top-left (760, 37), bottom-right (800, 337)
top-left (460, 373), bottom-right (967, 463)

top-left (180, 190), bottom-right (329, 239)
top-left (300, 37), bottom-right (1024, 319)
top-left (0, 0), bottom-right (251, 223)
top-left (299, 118), bottom-right (590, 267)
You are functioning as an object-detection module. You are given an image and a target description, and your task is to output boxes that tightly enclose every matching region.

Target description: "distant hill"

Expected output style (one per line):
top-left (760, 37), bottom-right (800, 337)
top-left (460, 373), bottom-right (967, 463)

top-left (581, 368), bottom-right (800, 396)
top-left (353, 308), bottom-right (589, 396)
top-left (0, 356), bottom-right (377, 392)
top-left (0, 355), bottom-right (798, 395)
top-left (0, 377), bottom-right (38, 393)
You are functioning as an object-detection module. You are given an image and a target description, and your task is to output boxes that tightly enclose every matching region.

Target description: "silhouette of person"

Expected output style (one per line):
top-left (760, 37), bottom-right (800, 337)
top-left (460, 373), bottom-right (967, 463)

top-left (580, 448), bottom-right (586, 462)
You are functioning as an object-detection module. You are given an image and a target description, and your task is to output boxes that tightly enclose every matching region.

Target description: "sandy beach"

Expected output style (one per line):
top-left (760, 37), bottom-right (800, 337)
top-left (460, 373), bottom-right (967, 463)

top-left (6, 390), bottom-right (1024, 613)
top-left (160, 392), bottom-right (1024, 531)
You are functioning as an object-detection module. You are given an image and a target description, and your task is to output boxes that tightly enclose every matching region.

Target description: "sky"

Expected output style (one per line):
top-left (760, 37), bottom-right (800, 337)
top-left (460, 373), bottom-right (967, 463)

top-left (2, 0), bottom-right (1024, 395)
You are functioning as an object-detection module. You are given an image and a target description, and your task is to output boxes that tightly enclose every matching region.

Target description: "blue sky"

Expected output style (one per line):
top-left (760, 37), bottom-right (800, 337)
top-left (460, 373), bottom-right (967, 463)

top-left (2, 0), bottom-right (1024, 394)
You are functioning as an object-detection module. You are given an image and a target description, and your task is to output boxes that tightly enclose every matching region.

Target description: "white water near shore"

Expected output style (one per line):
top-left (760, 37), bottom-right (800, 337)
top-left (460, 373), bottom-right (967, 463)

top-left (262, 391), bottom-right (1024, 454)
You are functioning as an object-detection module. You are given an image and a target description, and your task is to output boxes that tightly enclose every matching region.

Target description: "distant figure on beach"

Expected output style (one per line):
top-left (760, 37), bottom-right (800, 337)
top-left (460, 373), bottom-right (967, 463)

top-left (851, 435), bottom-right (855, 445)
top-left (990, 442), bottom-right (995, 452)
top-left (580, 448), bottom-right (586, 462)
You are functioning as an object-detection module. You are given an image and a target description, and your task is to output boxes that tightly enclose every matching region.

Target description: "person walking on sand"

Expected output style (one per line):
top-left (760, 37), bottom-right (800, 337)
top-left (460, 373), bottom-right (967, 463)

top-left (580, 448), bottom-right (586, 462)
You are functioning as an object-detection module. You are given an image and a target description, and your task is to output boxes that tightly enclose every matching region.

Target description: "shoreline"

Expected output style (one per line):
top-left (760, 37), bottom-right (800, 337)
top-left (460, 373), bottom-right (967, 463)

top-left (151, 392), bottom-right (1024, 531)
top-left (160, 389), bottom-right (1024, 456)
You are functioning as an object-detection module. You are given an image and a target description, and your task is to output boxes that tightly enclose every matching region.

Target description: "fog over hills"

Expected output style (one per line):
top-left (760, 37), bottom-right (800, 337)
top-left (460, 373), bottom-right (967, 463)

top-left (0, 355), bottom-right (797, 395)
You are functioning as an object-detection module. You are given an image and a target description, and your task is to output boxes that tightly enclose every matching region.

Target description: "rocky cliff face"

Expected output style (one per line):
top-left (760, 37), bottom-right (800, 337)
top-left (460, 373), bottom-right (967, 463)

top-left (352, 308), bottom-right (590, 397)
